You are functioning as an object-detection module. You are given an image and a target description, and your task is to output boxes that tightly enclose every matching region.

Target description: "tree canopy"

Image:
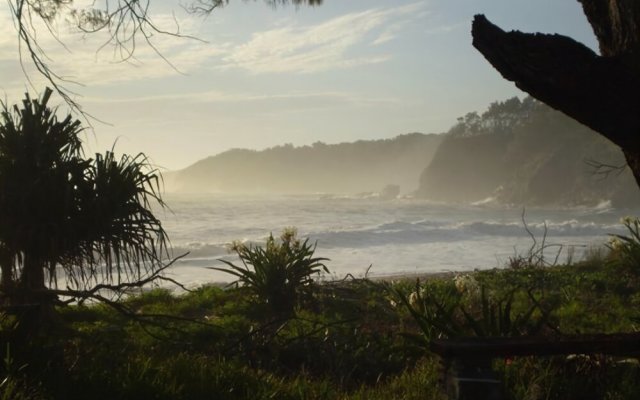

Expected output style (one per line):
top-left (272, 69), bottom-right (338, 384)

top-left (0, 88), bottom-right (175, 315)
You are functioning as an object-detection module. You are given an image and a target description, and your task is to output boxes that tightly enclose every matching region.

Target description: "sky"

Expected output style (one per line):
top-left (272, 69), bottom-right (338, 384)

top-left (0, 0), bottom-right (598, 171)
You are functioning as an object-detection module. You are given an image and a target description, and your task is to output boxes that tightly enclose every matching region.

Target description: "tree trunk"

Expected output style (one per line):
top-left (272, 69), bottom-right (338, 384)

top-left (20, 254), bottom-right (46, 293)
top-left (578, 0), bottom-right (640, 56)
top-left (0, 246), bottom-right (14, 293)
top-left (471, 0), bottom-right (640, 188)
top-left (14, 254), bottom-right (57, 336)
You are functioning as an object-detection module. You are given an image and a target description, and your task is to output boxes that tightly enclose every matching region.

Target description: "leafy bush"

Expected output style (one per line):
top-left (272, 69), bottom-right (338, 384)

top-left (212, 228), bottom-right (329, 317)
top-left (394, 274), bottom-right (556, 348)
top-left (501, 355), bottom-right (640, 400)
top-left (0, 344), bottom-right (45, 400)
top-left (608, 217), bottom-right (640, 270)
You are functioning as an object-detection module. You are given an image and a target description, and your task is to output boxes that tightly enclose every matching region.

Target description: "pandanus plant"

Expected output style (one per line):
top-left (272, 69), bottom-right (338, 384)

top-left (213, 228), bottom-right (329, 317)
top-left (0, 88), bottom-right (169, 316)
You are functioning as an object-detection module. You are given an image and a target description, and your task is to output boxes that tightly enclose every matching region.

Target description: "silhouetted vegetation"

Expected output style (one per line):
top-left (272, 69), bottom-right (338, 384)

top-left (171, 94), bottom-right (638, 207)
top-left (417, 97), bottom-right (640, 206)
top-left (0, 89), bottom-right (173, 337)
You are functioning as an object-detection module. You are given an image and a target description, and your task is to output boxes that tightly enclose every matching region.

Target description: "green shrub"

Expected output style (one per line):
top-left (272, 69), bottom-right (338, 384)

top-left (0, 344), bottom-right (46, 400)
top-left (212, 228), bottom-right (329, 317)
top-left (394, 274), bottom-right (556, 348)
top-left (501, 355), bottom-right (640, 400)
top-left (608, 217), bottom-right (640, 271)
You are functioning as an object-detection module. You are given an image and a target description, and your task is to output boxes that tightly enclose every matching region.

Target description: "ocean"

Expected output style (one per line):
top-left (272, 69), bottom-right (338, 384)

top-left (157, 193), bottom-right (635, 287)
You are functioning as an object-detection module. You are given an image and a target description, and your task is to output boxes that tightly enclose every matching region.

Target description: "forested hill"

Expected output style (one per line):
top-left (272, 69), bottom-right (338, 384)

top-left (416, 97), bottom-right (640, 207)
top-left (166, 133), bottom-right (443, 195)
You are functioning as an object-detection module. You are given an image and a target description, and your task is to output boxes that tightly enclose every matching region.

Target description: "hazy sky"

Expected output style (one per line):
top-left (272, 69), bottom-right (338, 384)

top-left (1, 0), bottom-right (597, 170)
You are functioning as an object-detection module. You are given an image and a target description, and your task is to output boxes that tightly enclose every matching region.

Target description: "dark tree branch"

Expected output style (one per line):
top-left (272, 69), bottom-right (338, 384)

top-left (62, 252), bottom-right (191, 300)
top-left (471, 13), bottom-right (640, 185)
top-left (471, 14), bottom-right (640, 151)
top-left (28, 253), bottom-right (223, 343)
top-left (11, 0), bottom-right (86, 117)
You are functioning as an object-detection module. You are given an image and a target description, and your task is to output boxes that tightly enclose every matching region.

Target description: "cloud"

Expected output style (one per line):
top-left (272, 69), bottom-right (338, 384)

top-left (0, 1), bottom-right (428, 90)
top-left (0, 9), bottom-right (223, 90)
top-left (371, 4), bottom-right (429, 46)
top-left (423, 21), bottom-right (466, 36)
top-left (220, 2), bottom-right (426, 74)
top-left (371, 29), bottom-right (399, 46)
top-left (83, 89), bottom-right (400, 108)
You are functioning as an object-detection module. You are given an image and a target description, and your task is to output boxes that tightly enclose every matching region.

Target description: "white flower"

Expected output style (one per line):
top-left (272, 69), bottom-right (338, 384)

top-left (621, 216), bottom-right (634, 226)
top-left (454, 274), bottom-right (480, 298)
top-left (608, 237), bottom-right (624, 251)
top-left (228, 240), bottom-right (246, 253)
top-left (409, 291), bottom-right (420, 308)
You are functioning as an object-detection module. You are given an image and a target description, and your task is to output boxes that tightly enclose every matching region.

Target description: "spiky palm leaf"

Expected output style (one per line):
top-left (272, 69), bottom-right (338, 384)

top-left (0, 88), bottom-right (169, 296)
top-left (64, 151), bottom-right (169, 289)
top-left (212, 230), bottom-right (329, 316)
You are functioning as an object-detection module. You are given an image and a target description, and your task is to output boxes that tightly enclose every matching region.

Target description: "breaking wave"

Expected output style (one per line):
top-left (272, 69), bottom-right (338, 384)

top-left (158, 194), bottom-right (635, 280)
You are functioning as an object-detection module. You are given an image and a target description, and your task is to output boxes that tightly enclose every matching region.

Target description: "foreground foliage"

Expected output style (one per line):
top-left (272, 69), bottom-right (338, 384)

top-left (212, 228), bottom-right (329, 317)
top-left (2, 219), bottom-right (640, 398)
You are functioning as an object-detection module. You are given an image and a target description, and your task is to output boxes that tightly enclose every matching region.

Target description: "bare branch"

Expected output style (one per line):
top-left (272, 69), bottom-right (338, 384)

top-left (585, 158), bottom-right (627, 180)
top-left (9, 0), bottom-right (323, 118)
top-left (35, 253), bottom-right (191, 303)
top-left (182, 0), bottom-right (225, 16)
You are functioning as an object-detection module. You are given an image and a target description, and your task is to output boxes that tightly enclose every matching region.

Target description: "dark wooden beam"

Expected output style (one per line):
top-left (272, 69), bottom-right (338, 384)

top-left (431, 332), bottom-right (640, 360)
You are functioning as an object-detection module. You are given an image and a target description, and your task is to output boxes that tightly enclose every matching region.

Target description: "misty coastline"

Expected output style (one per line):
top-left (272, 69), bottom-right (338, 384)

top-left (164, 97), bottom-right (640, 209)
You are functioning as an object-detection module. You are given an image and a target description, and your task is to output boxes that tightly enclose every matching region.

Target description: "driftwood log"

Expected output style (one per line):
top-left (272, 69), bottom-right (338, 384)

top-left (471, 0), bottom-right (640, 185)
